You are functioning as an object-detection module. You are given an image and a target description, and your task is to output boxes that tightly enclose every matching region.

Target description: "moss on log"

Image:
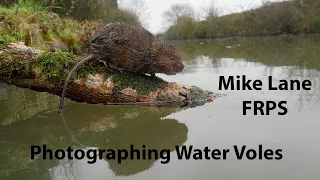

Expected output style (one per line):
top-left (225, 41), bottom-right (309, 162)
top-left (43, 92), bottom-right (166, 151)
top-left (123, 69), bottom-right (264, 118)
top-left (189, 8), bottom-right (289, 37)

top-left (0, 42), bottom-right (216, 107)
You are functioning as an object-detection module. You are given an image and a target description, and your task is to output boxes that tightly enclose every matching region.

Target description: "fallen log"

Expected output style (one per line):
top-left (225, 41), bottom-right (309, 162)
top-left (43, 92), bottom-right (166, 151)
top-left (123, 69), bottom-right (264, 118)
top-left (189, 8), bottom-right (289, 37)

top-left (0, 42), bottom-right (217, 107)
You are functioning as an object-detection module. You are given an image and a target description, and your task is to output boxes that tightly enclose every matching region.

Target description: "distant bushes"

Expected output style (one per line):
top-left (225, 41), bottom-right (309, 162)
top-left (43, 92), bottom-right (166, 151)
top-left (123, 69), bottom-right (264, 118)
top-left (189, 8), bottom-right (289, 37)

top-left (164, 0), bottom-right (320, 40)
top-left (49, 0), bottom-right (140, 24)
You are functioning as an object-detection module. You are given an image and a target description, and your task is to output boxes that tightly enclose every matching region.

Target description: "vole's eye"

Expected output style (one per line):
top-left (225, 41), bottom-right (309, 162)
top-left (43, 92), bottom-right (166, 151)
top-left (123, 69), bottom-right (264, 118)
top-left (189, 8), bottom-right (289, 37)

top-left (170, 56), bottom-right (175, 60)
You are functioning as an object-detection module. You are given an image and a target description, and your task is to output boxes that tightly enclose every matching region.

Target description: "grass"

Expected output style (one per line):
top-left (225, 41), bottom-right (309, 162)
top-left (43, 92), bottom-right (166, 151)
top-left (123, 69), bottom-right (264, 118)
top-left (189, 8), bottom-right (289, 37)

top-left (0, 1), bottom-right (101, 54)
top-left (0, 0), bottom-right (141, 54)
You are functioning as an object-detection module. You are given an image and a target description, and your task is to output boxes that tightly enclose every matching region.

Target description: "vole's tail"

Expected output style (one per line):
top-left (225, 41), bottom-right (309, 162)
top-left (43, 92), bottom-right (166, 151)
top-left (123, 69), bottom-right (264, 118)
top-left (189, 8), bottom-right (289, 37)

top-left (58, 54), bottom-right (95, 113)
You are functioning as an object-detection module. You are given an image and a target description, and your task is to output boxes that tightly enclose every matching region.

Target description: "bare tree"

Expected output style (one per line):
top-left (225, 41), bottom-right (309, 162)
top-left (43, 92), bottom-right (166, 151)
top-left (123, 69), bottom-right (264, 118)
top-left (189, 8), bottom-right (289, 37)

top-left (162, 4), bottom-right (195, 25)
top-left (261, 0), bottom-right (272, 7)
top-left (125, 0), bottom-right (148, 17)
top-left (202, 0), bottom-right (219, 19)
top-left (119, 0), bottom-right (150, 28)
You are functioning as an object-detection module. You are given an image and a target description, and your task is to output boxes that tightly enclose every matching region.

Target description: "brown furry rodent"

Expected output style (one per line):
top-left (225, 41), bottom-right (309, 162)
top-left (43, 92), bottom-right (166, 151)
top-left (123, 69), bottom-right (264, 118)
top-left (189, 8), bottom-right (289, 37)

top-left (58, 22), bottom-right (184, 113)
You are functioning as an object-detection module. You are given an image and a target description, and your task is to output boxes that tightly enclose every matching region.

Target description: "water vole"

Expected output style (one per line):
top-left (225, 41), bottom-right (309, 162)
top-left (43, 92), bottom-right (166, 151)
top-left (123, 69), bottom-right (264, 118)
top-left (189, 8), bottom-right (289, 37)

top-left (58, 22), bottom-right (184, 113)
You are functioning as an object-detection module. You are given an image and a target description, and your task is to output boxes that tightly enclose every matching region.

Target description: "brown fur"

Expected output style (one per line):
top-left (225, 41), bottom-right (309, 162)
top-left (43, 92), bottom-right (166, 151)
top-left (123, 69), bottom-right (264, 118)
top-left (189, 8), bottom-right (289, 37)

top-left (86, 22), bottom-right (184, 75)
top-left (58, 22), bottom-right (184, 113)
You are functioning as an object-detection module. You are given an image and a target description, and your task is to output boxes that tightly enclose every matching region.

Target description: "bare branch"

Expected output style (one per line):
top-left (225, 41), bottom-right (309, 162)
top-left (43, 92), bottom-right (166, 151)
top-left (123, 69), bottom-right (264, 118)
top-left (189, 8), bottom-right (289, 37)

top-left (162, 4), bottom-right (194, 25)
top-left (119, 0), bottom-right (150, 28)
top-left (201, 0), bottom-right (219, 19)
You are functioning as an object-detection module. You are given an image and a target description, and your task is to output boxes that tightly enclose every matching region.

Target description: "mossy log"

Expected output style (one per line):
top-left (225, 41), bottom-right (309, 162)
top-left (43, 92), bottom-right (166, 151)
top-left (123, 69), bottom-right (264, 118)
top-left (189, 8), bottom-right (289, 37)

top-left (0, 42), bottom-right (216, 107)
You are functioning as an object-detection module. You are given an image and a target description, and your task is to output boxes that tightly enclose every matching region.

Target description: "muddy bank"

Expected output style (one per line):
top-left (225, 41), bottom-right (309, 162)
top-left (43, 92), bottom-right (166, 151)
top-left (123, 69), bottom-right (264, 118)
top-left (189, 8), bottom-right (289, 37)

top-left (0, 43), bottom-right (217, 107)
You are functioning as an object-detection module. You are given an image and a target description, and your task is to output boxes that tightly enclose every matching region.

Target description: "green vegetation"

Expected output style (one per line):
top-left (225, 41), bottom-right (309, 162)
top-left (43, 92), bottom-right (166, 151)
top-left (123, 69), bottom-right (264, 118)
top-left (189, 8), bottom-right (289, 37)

top-left (32, 49), bottom-right (78, 82)
top-left (0, 0), bottom-right (140, 53)
top-left (0, 1), bottom-right (86, 52)
top-left (0, 49), bottom-right (78, 81)
top-left (0, 35), bottom-right (21, 50)
top-left (108, 72), bottom-right (166, 95)
top-left (0, 58), bottom-right (32, 78)
top-left (164, 0), bottom-right (320, 40)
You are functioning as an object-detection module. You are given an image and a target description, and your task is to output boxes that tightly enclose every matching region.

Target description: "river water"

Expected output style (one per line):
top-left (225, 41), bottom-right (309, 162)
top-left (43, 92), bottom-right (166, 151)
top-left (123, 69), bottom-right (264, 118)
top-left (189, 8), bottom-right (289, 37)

top-left (0, 35), bottom-right (320, 180)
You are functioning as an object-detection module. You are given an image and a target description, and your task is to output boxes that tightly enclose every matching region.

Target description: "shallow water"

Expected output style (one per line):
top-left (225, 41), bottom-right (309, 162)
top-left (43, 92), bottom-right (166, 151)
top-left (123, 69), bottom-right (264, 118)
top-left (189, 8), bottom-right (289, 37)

top-left (1, 35), bottom-right (320, 180)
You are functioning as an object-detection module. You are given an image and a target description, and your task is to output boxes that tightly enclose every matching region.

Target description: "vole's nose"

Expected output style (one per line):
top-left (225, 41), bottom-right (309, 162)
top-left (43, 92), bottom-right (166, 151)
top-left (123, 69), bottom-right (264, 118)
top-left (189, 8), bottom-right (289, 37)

top-left (177, 63), bottom-right (184, 72)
